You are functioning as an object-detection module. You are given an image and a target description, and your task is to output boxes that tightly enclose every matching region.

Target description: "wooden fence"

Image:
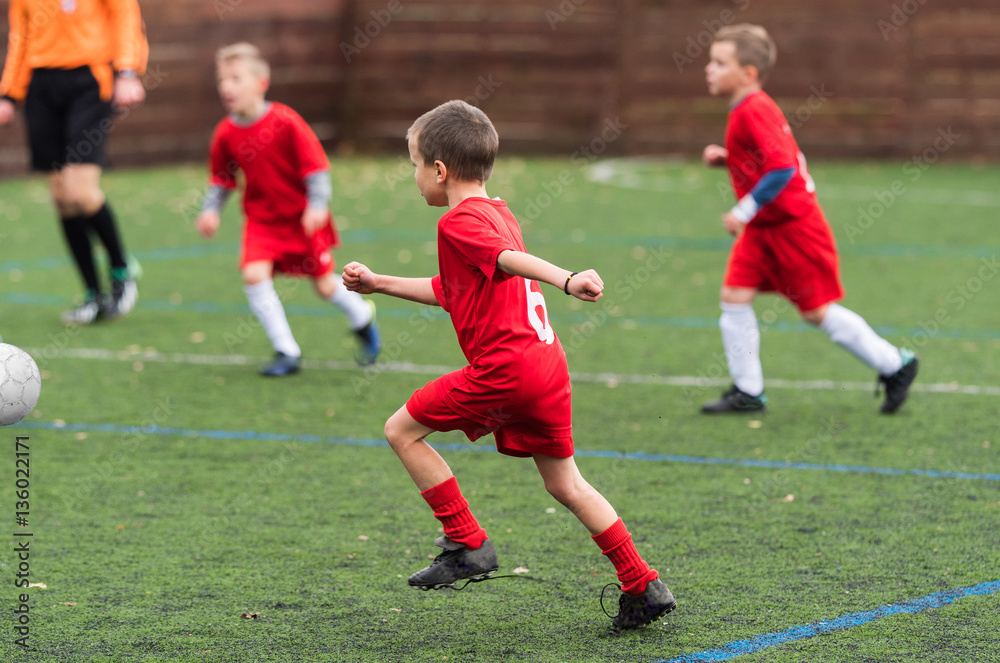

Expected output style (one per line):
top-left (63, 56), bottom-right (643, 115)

top-left (1, 0), bottom-right (998, 175)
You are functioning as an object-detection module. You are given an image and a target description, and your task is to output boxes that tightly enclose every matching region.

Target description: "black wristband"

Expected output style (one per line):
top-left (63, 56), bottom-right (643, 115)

top-left (563, 272), bottom-right (579, 295)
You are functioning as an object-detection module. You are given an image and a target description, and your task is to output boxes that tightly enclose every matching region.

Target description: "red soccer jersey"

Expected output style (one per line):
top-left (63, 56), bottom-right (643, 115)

top-left (208, 102), bottom-right (329, 226)
top-left (725, 90), bottom-right (821, 225)
top-left (431, 197), bottom-right (565, 377)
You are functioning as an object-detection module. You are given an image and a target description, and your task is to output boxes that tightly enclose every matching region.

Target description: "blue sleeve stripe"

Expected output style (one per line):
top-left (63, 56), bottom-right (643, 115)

top-left (750, 167), bottom-right (795, 207)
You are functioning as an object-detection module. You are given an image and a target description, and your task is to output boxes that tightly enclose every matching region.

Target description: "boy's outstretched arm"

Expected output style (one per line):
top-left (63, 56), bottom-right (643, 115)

top-left (342, 261), bottom-right (440, 306)
top-left (496, 250), bottom-right (603, 302)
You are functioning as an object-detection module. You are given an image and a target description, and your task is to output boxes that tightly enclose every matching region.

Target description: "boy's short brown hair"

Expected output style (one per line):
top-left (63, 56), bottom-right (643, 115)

top-left (407, 100), bottom-right (499, 183)
top-left (216, 42), bottom-right (270, 79)
top-left (713, 24), bottom-right (777, 83)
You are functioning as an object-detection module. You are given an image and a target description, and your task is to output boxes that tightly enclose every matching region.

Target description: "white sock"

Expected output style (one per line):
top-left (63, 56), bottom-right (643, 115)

top-left (245, 279), bottom-right (301, 357)
top-left (819, 303), bottom-right (902, 376)
top-left (327, 277), bottom-right (373, 331)
top-left (720, 302), bottom-right (764, 396)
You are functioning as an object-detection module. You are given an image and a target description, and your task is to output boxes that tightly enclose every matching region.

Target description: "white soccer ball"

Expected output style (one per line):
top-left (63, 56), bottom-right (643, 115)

top-left (0, 343), bottom-right (42, 426)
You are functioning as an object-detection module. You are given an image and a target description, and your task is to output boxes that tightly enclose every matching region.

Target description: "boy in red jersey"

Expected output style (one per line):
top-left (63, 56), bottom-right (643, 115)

top-left (196, 43), bottom-right (379, 375)
top-left (342, 100), bottom-right (675, 630)
top-left (701, 24), bottom-right (917, 414)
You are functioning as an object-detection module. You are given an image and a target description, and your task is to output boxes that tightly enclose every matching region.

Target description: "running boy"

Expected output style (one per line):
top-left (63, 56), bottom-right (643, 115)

top-left (196, 43), bottom-right (380, 375)
top-left (701, 24), bottom-right (918, 414)
top-left (342, 100), bottom-right (674, 630)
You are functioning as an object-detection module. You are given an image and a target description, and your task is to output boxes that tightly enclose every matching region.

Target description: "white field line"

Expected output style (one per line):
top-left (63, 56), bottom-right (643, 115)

top-left (586, 159), bottom-right (1000, 207)
top-left (27, 346), bottom-right (1000, 397)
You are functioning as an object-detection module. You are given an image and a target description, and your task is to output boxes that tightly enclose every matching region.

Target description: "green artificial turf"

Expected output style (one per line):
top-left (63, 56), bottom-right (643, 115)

top-left (1, 156), bottom-right (998, 662)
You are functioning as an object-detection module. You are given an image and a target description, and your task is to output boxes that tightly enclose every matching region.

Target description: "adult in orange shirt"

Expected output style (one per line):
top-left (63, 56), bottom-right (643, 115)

top-left (0, 0), bottom-right (148, 324)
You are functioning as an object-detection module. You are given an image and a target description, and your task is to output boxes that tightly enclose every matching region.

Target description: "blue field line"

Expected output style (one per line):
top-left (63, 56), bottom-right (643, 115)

top-left (13, 420), bottom-right (1000, 482)
top-left (0, 242), bottom-right (241, 275)
top-left (660, 578), bottom-right (1000, 662)
top-left (5, 290), bottom-right (1000, 340)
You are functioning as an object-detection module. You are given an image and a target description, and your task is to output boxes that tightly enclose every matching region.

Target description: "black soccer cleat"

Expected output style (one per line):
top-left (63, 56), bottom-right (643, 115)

top-left (701, 385), bottom-right (767, 414)
top-left (61, 291), bottom-right (104, 326)
top-left (259, 352), bottom-right (301, 377)
top-left (877, 350), bottom-right (918, 414)
top-left (105, 276), bottom-right (138, 320)
top-left (608, 579), bottom-right (677, 631)
top-left (408, 536), bottom-right (499, 590)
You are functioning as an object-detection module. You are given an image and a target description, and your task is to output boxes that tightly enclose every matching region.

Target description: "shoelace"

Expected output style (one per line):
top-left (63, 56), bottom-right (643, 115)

top-left (448, 573), bottom-right (523, 591)
top-left (599, 582), bottom-right (623, 619)
top-left (415, 550), bottom-right (518, 591)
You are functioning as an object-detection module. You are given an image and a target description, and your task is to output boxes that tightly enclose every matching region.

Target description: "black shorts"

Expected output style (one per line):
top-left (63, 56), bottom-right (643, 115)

top-left (24, 67), bottom-right (113, 172)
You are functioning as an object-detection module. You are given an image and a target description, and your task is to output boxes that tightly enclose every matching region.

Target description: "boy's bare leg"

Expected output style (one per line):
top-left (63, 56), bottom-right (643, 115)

top-left (532, 455), bottom-right (617, 534)
top-left (384, 405), bottom-right (453, 490)
top-left (51, 166), bottom-right (103, 305)
top-left (51, 164), bottom-right (138, 322)
top-left (50, 164), bottom-right (105, 217)
top-left (385, 405), bottom-right (489, 557)
top-left (535, 453), bottom-right (661, 601)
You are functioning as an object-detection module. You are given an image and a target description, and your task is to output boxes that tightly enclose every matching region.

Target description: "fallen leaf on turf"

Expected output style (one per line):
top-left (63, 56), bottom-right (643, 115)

top-left (748, 420), bottom-right (763, 429)
top-left (545, 507), bottom-right (557, 514)
top-left (240, 613), bottom-right (260, 619)
top-left (389, 608), bottom-right (402, 612)
top-left (781, 494), bottom-right (794, 502)
top-left (358, 535), bottom-right (369, 541)
top-left (28, 583), bottom-right (47, 589)
top-left (512, 567), bottom-right (530, 574)
top-left (57, 602), bottom-right (77, 606)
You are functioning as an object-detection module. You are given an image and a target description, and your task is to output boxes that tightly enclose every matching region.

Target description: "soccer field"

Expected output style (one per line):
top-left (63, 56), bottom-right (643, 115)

top-left (2, 156), bottom-right (999, 662)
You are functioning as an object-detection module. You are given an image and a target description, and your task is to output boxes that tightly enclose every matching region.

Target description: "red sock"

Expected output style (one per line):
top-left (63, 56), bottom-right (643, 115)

top-left (420, 476), bottom-right (487, 550)
top-left (592, 518), bottom-right (659, 595)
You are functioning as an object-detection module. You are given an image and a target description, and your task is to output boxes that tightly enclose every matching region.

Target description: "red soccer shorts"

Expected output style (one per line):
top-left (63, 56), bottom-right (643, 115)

top-left (723, 214), bottom-right (845, 313)
top-left (240, 214), bottom-right (341, 278)
top-left (406, 362), bottom-right (575, 459)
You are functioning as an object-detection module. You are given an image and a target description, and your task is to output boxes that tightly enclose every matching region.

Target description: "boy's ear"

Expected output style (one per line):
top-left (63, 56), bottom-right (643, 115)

top-left (743, 64), bottom-right (760, 85)
top-left (434, 160), bottom-right (447, 184)
top-left (260, 77), bottom-right (270, 94)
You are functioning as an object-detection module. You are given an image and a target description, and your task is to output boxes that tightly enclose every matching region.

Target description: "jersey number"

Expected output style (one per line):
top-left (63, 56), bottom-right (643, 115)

top-left (525, 279), bottom-right (554, 345)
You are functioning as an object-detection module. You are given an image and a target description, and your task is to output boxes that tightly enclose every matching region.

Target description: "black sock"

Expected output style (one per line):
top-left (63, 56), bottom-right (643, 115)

top-left (60, 215), bottom-right (101, 294)
top-left (86, 202), bottom-right (127, 271)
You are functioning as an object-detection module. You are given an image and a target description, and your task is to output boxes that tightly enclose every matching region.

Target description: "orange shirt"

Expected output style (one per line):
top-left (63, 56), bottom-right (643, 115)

top-left (0, 0), bottom-right (148, 102)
